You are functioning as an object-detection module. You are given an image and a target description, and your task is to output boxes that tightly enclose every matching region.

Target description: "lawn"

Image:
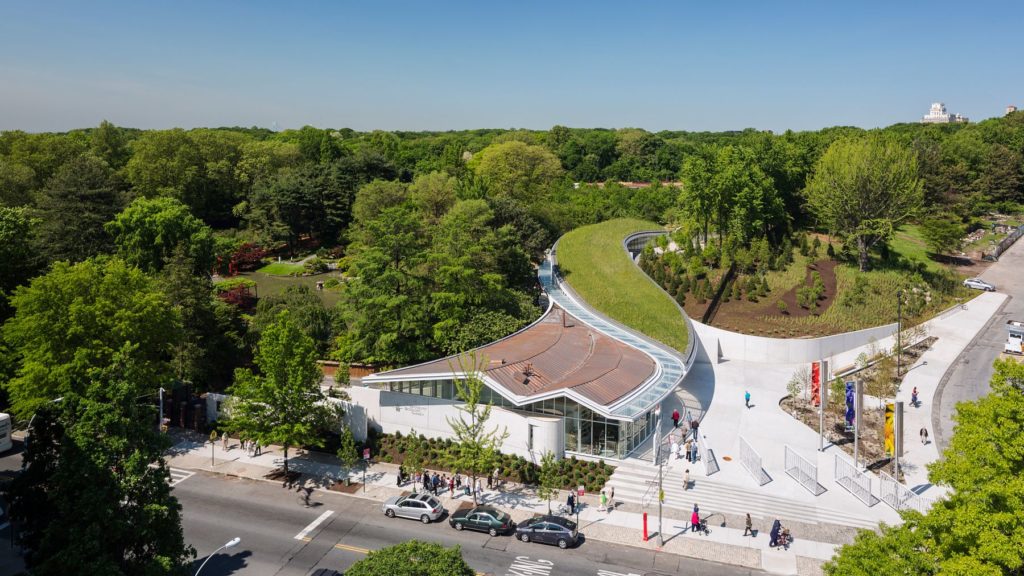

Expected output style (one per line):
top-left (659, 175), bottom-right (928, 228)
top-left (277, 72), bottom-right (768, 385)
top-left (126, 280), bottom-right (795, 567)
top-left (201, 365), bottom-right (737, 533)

top-left (256, 261), bottom-right (306, 276)
top-left (556, 218), bottom-right (689, 353)
top-left (890, 225), bottom-right (944, 274)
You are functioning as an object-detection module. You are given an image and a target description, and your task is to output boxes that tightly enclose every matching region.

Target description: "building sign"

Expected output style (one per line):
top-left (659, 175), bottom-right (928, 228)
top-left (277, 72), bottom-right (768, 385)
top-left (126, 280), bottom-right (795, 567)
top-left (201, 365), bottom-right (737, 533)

top-left (811, 362), bottom-right (821, 406)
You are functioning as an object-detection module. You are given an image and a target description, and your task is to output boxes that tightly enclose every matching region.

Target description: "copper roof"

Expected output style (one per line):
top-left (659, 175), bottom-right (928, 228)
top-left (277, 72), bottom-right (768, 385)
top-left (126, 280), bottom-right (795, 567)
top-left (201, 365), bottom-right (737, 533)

top-left (370, 305), bottom-right (656, 408)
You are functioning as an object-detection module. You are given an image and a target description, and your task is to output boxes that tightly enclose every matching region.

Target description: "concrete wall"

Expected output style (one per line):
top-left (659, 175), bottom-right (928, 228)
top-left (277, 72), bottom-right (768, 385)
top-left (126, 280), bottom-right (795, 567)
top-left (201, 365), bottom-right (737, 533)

top-left (347, 385), bottom-right (563, 464)
top-left (691, 319), bottom-right (898, 365)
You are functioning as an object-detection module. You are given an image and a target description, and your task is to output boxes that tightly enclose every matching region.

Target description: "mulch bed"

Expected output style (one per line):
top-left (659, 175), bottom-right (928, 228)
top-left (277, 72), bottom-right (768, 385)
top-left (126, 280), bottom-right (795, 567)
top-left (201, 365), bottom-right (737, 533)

top-left (774, 259), bottom-right (838, 319)
top-left (265, 468), bottom-right (302, 486)
top-left (328, 481), bottom-right (364, 494)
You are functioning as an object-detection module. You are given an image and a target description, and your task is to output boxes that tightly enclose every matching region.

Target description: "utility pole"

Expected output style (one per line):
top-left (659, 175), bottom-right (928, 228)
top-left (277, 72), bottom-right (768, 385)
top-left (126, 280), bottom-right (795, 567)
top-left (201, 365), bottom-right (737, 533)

top-left (896, 290), bottom-right (903, 379)
top-left (853, 380), bottom-right (863, 470)
top-left (653, 405), bottom-right (663, 545)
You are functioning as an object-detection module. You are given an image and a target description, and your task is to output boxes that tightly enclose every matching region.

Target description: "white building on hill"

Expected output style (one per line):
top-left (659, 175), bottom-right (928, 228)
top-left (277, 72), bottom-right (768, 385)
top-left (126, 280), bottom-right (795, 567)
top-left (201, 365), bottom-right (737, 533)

top-left (922, 102), bottom-right (968, 123)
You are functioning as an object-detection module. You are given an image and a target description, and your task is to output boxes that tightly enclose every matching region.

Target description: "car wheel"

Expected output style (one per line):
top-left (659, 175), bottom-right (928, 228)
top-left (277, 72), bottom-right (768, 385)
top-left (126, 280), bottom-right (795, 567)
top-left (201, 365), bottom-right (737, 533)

top-left (455, 522), bottom-right (464, 531)
top-left (519, 533), bottom-right (530, 543)
top-left (420, 514), bottom-right (431, 524)
top-left (385, 509), bottom-right (395, 518)
top-left (557, 538), bottom-right (569, 549)
top-left (489, 528), bottom-right (498, 537)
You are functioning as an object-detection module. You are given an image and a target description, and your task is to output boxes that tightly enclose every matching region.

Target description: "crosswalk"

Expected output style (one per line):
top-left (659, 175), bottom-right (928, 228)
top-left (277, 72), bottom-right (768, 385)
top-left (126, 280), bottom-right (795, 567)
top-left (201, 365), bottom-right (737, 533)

top-left (607, 464), bottom-right (878, 529)
top-left (168, 467), bottom-right (194, 487)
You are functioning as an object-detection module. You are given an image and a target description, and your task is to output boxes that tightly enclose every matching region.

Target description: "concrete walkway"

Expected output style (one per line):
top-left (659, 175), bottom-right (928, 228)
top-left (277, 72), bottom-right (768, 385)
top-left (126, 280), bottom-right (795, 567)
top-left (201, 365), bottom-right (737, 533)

top-left (166, 433), bottom-right (835, 575)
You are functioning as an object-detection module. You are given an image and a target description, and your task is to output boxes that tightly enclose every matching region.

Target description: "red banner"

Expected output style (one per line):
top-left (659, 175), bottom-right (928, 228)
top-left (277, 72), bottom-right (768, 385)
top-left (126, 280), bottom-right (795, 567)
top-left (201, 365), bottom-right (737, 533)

top-left (811, 361), bottom-right (821, 406)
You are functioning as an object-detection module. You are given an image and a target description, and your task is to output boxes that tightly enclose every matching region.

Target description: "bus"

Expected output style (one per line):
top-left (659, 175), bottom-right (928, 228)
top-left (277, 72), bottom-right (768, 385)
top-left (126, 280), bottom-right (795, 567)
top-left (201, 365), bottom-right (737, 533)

top-left (0, 413), bottom-right (12, 453)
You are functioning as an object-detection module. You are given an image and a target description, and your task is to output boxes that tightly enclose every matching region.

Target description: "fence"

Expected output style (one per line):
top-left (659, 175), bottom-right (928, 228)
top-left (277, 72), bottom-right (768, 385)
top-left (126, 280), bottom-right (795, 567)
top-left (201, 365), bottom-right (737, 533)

top-left (738, 436), bottom-right (771, 486)
top-left (696, 432), bottom-right (719, 476)
top-left (878, 472), bottom-right (931, 514)
top-left (834, 455), bottom-right (878, 506)
top-left (784, 445), bottom-right (826, 496)
top-left (984, 224), bottom-right (1024, 261)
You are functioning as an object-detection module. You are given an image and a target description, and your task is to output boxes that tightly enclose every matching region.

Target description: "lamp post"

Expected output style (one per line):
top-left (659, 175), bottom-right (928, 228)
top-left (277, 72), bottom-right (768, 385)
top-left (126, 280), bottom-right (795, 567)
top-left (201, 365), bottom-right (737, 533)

top-left (896, 289), bottom-right (903, 379)
top-left (652, 405), bottom-right (663, 546)
top-left (194, 537), bottom-right (240, 576)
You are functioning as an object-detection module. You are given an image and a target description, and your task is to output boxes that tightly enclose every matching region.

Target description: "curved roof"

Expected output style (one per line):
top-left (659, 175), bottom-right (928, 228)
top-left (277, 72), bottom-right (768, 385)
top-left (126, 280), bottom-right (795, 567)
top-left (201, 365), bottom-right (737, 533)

top-left (366, 304), bottom-right (656, 408)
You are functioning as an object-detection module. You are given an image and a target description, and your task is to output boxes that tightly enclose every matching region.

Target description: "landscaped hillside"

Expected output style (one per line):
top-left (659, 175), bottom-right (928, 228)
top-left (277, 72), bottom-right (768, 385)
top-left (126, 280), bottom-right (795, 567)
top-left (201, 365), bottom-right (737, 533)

top-left (556, 218), bottom-right (689, 353)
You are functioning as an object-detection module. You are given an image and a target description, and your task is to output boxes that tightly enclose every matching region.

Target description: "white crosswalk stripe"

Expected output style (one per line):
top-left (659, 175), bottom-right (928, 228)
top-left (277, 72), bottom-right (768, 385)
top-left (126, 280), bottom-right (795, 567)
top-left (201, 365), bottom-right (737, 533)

top-left (168, 467), bottom-right (195, 487)
top-left (608, 464), bottom-right (878, 529)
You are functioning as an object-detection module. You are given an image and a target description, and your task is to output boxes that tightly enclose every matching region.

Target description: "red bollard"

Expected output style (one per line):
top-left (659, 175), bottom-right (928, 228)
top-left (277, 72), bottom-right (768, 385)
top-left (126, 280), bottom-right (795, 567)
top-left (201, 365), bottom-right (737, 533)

top-left (643, 511), bottom-right (649, 541)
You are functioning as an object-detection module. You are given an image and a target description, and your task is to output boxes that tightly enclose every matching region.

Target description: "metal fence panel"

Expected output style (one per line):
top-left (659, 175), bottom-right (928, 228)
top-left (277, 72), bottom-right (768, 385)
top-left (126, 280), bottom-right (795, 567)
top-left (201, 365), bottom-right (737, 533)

top-left (878, 472), bottom-right (931, 514)
top-left (696, 432), bottom-right (719, 476)
top-left (833, 455), bottom-right (878, 506)
top-left (986, 225), bottom-right (1024, 261)
top-left (784, 445), bottom-right (826, 496)
top-left (738, 436), bottom-right (771, 486)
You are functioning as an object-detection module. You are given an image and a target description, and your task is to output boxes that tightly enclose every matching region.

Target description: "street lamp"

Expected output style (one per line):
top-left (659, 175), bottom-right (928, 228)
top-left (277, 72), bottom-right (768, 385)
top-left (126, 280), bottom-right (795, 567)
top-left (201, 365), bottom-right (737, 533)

top-left (194, 537), bottom-right (241, 576)
top-left (652, 406), bottom-right (664, 546)
top-left (896, 289), bottom-right (903, 379)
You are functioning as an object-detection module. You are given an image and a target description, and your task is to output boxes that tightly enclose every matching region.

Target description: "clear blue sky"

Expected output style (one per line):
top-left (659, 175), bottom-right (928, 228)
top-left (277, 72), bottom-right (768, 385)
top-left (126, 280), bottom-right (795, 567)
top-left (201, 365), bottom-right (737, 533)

top-left (2, 1), bottom-right (1021, 133)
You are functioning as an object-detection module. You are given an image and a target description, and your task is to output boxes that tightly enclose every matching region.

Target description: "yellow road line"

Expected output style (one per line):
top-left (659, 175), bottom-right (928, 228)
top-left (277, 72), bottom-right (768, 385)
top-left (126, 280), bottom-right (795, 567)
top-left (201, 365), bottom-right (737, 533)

top-left (334, 543), bottom-right (370, 554)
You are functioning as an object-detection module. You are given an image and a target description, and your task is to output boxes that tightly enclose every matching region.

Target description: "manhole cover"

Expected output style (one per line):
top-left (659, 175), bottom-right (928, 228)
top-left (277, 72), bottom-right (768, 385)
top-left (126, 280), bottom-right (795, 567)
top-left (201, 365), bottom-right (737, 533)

top-left (722, 455), bottom-right (733, 461)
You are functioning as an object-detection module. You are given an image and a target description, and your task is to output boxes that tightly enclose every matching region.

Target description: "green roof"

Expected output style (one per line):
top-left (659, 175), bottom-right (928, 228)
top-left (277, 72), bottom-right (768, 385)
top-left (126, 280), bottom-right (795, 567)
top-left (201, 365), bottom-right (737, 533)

top-left (556, 218), bottom-right (688, 353)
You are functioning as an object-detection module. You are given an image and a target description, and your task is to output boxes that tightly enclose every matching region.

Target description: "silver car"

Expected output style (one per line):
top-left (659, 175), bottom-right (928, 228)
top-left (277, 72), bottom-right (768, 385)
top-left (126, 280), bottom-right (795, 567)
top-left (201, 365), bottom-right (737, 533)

top-left (963, 278), bottom-right (996, 291)
top-left (382, 493), bottom-right (445, 524)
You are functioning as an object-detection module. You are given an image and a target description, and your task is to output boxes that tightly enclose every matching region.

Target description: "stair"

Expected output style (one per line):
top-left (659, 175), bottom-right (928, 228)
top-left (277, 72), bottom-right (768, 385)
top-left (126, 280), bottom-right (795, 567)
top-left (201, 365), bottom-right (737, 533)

top-left (607, 464), bottom-right (878, 529)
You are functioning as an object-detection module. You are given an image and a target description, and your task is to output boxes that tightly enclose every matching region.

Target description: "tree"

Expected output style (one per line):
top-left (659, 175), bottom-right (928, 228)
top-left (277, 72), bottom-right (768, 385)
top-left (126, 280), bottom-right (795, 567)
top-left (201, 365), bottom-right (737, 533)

top-left (249, 285), bottom-right (337, 357)
top-left (0, 206), bottom-right (41, 317)
top-left (805, 136), bottom-right (924, 271)
top-left (344, 540), bottom-right (474, 576)
top-left (34, 153), bottom-right (123, 263)
top-left (225, 311), bottom-right (343, 474)
top-left (106, 196), bottom-right (216, 274)
top-left (536, 450), bottom-right (560, 514)
top-left (470, 141), bottom-right (563, 202)
top-left (2, 257), bottom-right (180, 420)
top-left (919, 216), bottom-right (965, 258)
top-left (89, 120), bottom-right (129, 168)
top-left (337, 427), bottom-right (360, 469)
top-left (446, 352), bottom-right (509, 506)
top-left (5, 354), bottom-right (195, 574)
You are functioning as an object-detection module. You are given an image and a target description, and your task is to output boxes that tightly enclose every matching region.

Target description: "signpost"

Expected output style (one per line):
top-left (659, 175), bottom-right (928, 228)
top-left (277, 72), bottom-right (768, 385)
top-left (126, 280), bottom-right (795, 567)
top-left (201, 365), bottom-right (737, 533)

top-left (362, 448), bottom-right (370, 491)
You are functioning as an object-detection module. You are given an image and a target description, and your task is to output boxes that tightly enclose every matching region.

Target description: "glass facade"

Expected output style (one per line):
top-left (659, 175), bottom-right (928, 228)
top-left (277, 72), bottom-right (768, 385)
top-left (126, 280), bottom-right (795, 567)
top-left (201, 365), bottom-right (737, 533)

top-left (382, 379), bottom-right (655, 459)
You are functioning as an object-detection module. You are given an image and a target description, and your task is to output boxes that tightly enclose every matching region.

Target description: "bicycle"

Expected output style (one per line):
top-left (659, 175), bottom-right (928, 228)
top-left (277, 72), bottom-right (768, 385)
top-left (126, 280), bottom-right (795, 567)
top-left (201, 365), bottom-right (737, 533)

top-left (297, 487), bottom-right (313, 507)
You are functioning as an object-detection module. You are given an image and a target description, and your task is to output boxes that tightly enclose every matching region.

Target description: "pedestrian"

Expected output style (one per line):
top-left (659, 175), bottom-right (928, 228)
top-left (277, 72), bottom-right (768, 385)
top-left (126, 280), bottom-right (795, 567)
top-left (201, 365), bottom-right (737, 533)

top-left (599, 490), bottom-right (608, 512)
top-left (920, 427), bottom-right (929, 445)
top-left (254, 442), bottom-right (261, 456)
top-left (455, 473), bottom-right (462, 489)
top-left (684, 439), bottom-right (692, 463)
top-left (423, 471), bottom-right (430, 492)
top-left (745, 390), bottom-right (751, 408)
top-left (221, 431), bottom-right (229, 450)
top-left (690, 509), bottom-right (700, 533)
top-left (671, 408), bottom-right (680, 428)
top-left (475, 479), bottom-right (482, 499)
top-left (494, 467), bottom-right (501, 488)
top-left (691, 419), bottom-right (699, 439)
top-left (397, 466), bottom-right (404, 487)
top-left (911, 386), bottom-right (919, 407)
top-left (690, 442), bottom-right (698, 463)
top-left (770, 519), bottom-right (781, 547)
top-left (432, 473), bottom-right (440, 496)
top-left (683, 469), bottom-right (690, 490)
top-left (567, 492), bottom-right (576, 514)
top-left (486, 472), bottom-right (493, 489)
top-left (301, 486), bottom-right (313, 507)
top-left (449, 477), bottom-right (455, 497)
top-left (609, 486), bottom-right (614, 505)
top-left (743, 513), bottom-right (753, 537)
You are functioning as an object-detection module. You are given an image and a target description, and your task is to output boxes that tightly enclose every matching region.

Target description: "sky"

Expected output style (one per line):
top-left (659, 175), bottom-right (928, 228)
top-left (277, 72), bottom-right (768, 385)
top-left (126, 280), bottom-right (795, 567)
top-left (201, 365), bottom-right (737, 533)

top-left (2, 1), bottom-right (1022, 133)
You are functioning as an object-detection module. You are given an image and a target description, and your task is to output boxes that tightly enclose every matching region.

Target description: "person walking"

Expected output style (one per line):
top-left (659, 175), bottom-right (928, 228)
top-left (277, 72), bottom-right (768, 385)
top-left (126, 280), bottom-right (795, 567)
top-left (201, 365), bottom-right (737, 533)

top-left (743, 513), bottom-right (753, 536)
top-left (911, 387), bottom-right (919, 407)
top-left (449, 477), bottom-right (455, 498)
top-left (690, 441), bottom-right (698, 463)
top-left (475, 479), bottom-right (483, 500)
top-left (683, 469), bottom-right (690, 490)
top-left (221, 431), bottom-right (229, 450)
top-left (684, 439), bottom-right (693, 463)
top-left (567, 492), bottom-right (576, 514)
top-left (769, 519), bottom-right (781, 547)
top-left (920, 427), bottom-right (929, 445)
top-left (608, 486), bottom-right (615, 510)
top-left (599, 490), bottom-right (608, 512)
top-left (745, 390), bottom-right (751, 408)
top-left (690, 509), bottom-right (700, 533)
top-left (494, 467), bottom-right (501, 489)
top-left (671, 408), bottom-right (680, 428)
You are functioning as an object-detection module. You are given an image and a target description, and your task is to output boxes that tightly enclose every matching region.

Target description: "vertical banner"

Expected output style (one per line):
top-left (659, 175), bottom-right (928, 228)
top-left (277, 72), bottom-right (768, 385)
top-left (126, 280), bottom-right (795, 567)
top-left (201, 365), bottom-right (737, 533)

top-left (845, 381), bottom-right (856, 428)
top-left (895, 401), bottom-right (904, 458)
top-left (821, 360), bottom-right (829, 410)
top-left (811, 362), bottom-right (821, 406)
top-left (884, 403), bottom-right (895, 456)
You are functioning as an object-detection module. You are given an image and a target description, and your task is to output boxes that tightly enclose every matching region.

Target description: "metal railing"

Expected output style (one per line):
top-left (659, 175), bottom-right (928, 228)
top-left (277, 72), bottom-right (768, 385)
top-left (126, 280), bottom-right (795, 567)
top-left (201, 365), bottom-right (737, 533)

top-left (738, 436), bottom-right (771, 486)
top-left (984, 224), bottom-right (1024, 261)
top-left (878, 471), bottom-right (931, 514)
top-left (784, 445), bottom-right (826, 495)
top-left (834, 454), bottom-right (878, 506)
top-left (696, 432), bottom-right (719, 476)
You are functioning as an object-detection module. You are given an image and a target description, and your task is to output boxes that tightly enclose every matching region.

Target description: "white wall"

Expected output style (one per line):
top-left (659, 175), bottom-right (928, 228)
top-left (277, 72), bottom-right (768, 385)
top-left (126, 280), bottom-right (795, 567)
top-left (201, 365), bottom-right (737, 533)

top-left (347, 385), bottom-right (564, 463)
top-left (691, 319), bottom-right (898, 365)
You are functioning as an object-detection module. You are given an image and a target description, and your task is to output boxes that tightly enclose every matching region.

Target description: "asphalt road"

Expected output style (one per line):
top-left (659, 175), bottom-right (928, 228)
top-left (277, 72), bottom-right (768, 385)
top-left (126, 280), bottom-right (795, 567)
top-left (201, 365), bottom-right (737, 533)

top-left (176, 471), bottom-right (762, 576)
top-left (933, 236), bottom-right (1024, 449)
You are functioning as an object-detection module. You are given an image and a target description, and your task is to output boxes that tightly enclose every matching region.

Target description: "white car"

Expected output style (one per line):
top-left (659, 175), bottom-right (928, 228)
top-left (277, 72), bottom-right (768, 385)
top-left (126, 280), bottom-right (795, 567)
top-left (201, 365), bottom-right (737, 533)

top-left (963, 278), bottom-right (996, 292)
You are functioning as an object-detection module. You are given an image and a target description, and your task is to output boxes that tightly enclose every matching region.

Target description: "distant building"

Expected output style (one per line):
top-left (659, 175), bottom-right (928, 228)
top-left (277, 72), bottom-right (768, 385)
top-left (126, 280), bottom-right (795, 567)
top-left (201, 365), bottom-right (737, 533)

top-left (922, 102), bottom-right (968, 124)
top-left (1007, 105), bottom-right (1019, 116)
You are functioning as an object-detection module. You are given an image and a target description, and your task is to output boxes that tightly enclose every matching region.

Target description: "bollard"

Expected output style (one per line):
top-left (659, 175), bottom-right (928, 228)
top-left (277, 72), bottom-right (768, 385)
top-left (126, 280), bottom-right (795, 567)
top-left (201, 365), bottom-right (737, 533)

top-left (643, 511), bottom-right (648, 541)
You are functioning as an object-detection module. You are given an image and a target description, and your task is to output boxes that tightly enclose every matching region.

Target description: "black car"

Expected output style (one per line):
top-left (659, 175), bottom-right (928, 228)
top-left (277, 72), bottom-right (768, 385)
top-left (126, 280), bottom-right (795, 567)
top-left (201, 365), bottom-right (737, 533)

top-left (448, 506), bottom-right (515, 536)
top-left (515, 515), bottom-right (579, 549)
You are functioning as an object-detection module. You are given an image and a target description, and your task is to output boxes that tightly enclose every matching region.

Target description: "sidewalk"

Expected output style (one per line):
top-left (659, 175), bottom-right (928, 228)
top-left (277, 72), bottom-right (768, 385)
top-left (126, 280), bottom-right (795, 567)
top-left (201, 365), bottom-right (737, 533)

top-left (166, 433), bottom-right (835, 575)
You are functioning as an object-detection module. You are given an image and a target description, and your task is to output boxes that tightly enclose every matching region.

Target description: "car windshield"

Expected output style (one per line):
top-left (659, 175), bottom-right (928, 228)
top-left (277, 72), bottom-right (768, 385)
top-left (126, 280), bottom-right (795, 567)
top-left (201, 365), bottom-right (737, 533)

top-left (562, 519), bottom-right (577, 530)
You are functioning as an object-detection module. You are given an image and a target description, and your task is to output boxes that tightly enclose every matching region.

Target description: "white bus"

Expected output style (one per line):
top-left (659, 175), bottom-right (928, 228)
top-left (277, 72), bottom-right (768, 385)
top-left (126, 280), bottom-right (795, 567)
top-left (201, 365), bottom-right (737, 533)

top-left (0, 413), bottom-right (11, 453)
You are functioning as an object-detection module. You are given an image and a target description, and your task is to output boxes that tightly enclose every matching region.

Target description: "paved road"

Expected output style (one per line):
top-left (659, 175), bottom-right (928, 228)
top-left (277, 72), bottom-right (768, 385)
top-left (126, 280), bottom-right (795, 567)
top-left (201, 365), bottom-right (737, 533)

top-left (176, 471), bottom-right (761, 576)
top-left (934, 237), bottom-right (1024, 449)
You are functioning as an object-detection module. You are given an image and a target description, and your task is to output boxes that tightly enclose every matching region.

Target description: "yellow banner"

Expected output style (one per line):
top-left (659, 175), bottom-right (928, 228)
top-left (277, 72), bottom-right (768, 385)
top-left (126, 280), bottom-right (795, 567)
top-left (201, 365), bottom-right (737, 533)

top-left (884, 402), bottom-right (895, 457)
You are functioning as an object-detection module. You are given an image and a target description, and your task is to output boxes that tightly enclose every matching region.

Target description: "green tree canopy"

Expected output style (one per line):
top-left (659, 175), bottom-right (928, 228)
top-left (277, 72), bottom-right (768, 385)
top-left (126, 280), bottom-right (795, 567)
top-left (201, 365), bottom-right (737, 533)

top-left (446, 352), bottom-right (508, 506)
top-left (805, 135), bottom-right (924, 271)
top-left (2, 257), bottom-right (180, 419)
top-left (0, 206), bottom-right (41, 316)
top-left (344, 541), bottom-right (474, 576)
top-left (470, 140), bottom-right (563, 202)
top-left (225, 310), bottom-right (343, 473)
top-left (106, 196), bottom-right (216, 274)
top-left (918, 217), bottom-right (965, 258)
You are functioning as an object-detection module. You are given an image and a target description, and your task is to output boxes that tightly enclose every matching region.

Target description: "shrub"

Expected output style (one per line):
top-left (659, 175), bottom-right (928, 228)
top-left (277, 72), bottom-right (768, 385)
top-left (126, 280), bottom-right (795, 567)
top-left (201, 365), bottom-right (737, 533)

top-left (776, 300), bottom-right (788, 314)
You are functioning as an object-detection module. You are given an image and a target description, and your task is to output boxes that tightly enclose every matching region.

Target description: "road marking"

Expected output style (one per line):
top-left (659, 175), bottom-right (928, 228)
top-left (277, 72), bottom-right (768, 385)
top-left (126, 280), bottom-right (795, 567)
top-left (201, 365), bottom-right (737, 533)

top-left (168, 467), bottom-right (194, 486)
top-left (598, 570), bottom-right (642, 576)
top-left (294, 510), bottom-right (335, 541)
top-left (335, 543), bottom-right (370, 553)
top-left (506, 556), bottom-right (554, 576)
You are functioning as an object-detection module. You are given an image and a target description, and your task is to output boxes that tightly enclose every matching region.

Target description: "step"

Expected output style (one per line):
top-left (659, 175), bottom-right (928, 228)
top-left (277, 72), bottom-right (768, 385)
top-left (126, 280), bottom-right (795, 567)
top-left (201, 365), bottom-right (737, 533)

top-left (607, 466), bottom-right (877, 529)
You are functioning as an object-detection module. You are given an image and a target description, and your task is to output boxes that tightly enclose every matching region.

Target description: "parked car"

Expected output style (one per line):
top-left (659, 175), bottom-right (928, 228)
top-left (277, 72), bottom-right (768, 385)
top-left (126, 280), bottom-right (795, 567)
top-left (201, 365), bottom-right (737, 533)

top-left (382, 493), bottom-right (445, 524)
top-left (963, 278), bottom-right (996, 291)
top-left (448, 506), bottom-right (515, 536)
top-left (515, 515), bottom-right (579, 549)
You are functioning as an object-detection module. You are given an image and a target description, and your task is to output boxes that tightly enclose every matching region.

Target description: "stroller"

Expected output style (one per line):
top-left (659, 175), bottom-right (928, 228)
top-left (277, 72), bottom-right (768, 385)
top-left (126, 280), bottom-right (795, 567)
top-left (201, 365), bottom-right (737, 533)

top-left (695, 516), bottom-right (711, 536)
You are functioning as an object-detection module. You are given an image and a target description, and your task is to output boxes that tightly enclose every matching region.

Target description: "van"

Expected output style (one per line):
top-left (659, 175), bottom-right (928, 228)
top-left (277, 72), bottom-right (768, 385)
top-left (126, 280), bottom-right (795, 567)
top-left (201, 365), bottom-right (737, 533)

top-left (0, 413), bottom-right (12, 453)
